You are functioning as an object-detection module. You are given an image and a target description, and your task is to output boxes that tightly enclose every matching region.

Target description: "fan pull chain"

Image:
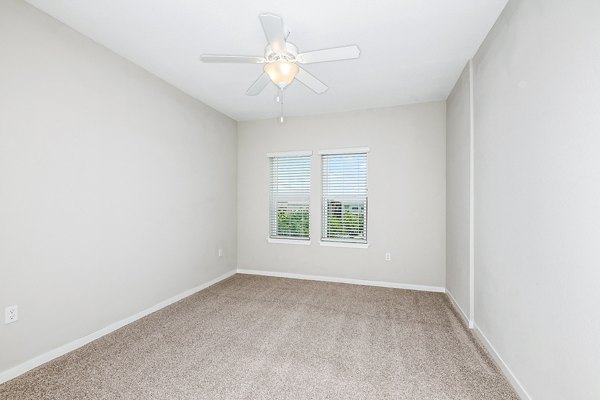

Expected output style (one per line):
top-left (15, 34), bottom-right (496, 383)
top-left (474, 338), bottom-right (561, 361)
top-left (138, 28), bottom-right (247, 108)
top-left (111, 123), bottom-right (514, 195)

top-left (278, 87), bottom-right (285, 124)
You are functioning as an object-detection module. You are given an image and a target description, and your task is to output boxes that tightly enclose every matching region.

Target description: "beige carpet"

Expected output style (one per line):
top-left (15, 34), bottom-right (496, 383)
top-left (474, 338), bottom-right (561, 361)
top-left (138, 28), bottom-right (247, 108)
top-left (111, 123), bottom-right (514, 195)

top-left (0, 274), bottom-right (518, 399)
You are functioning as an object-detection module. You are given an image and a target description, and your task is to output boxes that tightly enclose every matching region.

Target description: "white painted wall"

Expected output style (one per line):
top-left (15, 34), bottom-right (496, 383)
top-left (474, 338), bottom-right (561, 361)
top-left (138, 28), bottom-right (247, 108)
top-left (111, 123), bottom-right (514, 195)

top-left (472, 0), bottom-right (600, 398)
top-left (445, 63), bottom-right (471, 320)
top-left (237, 103), bottom-right (446, 288)
top-left (0, 0), bottom-right (237, 374)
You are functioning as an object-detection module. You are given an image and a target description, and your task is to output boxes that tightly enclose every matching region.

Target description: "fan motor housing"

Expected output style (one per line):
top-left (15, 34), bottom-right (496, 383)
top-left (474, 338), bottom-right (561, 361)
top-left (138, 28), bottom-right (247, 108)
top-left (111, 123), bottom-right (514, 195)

top-left (265, 42), bottom-right (298, 62)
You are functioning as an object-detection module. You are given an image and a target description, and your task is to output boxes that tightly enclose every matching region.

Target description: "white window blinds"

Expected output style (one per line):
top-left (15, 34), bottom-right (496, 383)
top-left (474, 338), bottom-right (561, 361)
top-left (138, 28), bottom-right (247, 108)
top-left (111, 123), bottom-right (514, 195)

top-left (269, 154), bottom-right (311, 240)
top-left (321, 152), bottom-right (368, 243)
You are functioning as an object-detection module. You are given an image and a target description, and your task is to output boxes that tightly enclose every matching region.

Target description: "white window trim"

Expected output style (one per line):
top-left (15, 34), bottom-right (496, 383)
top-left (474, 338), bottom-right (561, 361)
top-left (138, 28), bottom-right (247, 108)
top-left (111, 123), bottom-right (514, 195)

top-left (319, 241), bottom-right (369, 249)
top-left (320, 150), bottom-right (369, 245)
top-left (268, 152), bottom-right (312, 241)
top-left (267, 150), bottom-right (313, 158)
top-left (318, 147), bottom-right (370, 155)
top-left (267, 238), bottom-right (312, 246)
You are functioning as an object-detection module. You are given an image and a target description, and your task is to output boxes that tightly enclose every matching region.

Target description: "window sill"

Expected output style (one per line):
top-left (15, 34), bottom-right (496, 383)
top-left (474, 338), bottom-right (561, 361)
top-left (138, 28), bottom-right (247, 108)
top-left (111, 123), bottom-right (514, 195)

top-left (267, 238), bottom-right (311, 246)
top-left (319, 241), bottom-right (369, 249)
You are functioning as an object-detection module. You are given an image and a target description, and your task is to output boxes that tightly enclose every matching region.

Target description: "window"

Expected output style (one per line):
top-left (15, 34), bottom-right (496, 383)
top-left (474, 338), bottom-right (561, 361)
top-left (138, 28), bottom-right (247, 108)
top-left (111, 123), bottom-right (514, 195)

top-left (269, 152), bottom-right (311, 241)
top-left (321, 150), bottom-right (368, 244)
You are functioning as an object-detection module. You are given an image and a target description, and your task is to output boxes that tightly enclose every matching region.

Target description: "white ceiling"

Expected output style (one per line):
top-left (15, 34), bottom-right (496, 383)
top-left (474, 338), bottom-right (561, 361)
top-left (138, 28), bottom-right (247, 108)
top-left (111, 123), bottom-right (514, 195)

top-left (26, 0), bottom-right (507, 121)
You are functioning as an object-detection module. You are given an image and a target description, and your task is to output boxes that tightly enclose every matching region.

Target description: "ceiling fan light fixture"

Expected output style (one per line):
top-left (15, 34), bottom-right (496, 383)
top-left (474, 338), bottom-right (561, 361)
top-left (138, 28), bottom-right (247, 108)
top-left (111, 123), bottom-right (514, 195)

top-left (200, 13), bottom-right (360, 99)
top-left (264, 61), bottom-right (299, 88)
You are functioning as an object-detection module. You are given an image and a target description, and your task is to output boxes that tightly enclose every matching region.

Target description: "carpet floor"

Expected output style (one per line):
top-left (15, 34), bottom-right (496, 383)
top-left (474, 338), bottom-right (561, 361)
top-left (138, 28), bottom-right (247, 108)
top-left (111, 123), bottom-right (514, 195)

top-left (0, 274), bottom-right (518, 399)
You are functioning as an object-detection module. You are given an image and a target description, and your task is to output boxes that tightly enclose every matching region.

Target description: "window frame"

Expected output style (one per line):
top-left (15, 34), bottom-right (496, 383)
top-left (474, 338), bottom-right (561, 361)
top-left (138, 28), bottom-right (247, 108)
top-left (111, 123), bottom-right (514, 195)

top-left (267, 150), bottom-right (313, 244)
top-left (319, 148), bottom-right (369, 248)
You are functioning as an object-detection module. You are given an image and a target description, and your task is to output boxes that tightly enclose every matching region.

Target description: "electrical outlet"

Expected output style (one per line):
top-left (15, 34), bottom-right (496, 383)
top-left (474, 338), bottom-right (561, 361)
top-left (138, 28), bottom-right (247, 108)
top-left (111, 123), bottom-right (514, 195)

top-left (218, 248), bottom-right (223, 257)
top-left (385, 252), bottom-right (391, 261)
top-left (5, 305), bottom-right (18, 324)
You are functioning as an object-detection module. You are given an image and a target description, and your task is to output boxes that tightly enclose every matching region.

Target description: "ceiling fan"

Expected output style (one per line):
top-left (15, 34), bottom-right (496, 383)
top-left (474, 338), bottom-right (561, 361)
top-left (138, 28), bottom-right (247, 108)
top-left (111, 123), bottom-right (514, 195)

top-left (200, 13), bottom-right (360, 121)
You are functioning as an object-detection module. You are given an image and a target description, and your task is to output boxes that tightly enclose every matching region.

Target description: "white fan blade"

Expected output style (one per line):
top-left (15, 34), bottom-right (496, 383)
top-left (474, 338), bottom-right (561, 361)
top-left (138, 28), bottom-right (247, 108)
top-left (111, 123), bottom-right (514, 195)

top-left (246, 72), bottom-right (272, 96)
top-left (259, 13), bottom-right (286, 54)
top-left (201, 54), bottom-right (265, 63)
top-left (296, 45), bottom-right (360, 64)
top-left (295, 67), bottom-right (328, 94)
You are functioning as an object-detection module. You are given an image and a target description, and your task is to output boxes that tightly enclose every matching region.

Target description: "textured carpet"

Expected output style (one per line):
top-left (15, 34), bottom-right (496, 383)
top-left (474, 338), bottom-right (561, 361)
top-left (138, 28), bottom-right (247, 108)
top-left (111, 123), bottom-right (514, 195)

top-left (0, 274), bottom-right (518, 399)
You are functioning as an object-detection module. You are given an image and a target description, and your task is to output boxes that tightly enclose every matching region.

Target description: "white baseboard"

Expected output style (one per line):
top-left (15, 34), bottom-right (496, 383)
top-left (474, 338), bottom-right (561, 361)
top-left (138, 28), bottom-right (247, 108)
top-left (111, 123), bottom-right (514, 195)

top-left (446, 290), bottom-right (473, 328)
top-left (473, 323), bottom-right (531, 400)
top-left (237, 268), bottom-right (446, 293)
top-left (0, 269), bottom-right (236, 385)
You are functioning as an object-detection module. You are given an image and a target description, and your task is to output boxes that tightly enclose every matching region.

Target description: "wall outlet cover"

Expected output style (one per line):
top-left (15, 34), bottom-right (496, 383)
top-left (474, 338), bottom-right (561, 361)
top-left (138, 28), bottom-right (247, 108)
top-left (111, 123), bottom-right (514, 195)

top-left (5, 305), bottom-right (18, 324)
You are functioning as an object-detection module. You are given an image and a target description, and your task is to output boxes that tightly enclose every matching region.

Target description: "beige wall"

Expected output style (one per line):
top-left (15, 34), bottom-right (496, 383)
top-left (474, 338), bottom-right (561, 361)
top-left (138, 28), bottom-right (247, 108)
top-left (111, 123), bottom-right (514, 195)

top-left (9, 0), bottom-right (599, 396)
top-left (445, 63), bottom-right (472, 320)
top-left (237, 103), bottom-right (446, 287)
top-left (471, 0), bottom-right (600, 398)
top-left (0, 0), bottom-right (237, 374)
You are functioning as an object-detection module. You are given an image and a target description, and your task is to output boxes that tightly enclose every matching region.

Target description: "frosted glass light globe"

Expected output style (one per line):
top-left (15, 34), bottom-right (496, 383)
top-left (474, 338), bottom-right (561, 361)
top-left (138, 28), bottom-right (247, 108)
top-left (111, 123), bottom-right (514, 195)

top-left (264, 61), bottom-right (299, 88)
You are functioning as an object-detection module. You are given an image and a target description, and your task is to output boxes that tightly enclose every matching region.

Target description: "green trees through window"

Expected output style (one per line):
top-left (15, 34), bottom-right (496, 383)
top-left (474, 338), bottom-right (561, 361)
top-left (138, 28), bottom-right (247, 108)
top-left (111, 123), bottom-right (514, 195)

top-left (325, 209), bottom-right (365, 238)
top-left (276, 209), bottom-right (309, 238)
